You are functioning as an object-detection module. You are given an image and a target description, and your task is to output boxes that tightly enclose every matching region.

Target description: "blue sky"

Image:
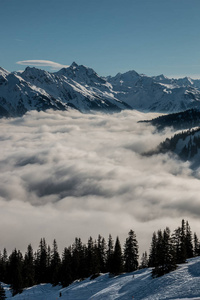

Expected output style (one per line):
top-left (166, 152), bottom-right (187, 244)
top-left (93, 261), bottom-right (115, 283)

top-left (1, 0), bottom-right (200, 77)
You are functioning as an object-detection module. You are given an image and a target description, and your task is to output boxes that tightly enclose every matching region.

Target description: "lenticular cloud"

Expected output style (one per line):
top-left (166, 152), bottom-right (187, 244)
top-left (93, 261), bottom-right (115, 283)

top-left (16, 60), bottom-right (69, 70)
top-left (0, 109), bottom-right (200, 253)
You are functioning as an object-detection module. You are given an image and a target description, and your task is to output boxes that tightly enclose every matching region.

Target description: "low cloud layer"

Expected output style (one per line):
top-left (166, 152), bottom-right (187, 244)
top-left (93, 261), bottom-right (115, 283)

top-left (16, 60), bottom-right (69, 70)
top-left (0, 110), bottom-right (200, 254)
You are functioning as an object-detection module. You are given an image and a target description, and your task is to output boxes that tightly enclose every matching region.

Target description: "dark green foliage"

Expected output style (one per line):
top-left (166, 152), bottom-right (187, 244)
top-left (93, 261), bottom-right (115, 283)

top-left (110, 237), bottom-right (123, 275)
top-left (22, 244), bottom-right (35, 288)
top-left (35, 238), bottom-right (49, 284)
top-left (152, 228), bottom-right (177, 278)
top-left (60, 246), bottom-right (72, 287)
top-left (106, 234), bottom-right (114, 273)
top-left (0, 283), bottom-right (6, 300)
top-left (145, 127), bottom-right (200, 162)
top-left (50, 239), bottom-right (61, 286)
top-left (148, 232), bottom-right (157, 267)
top-left (71, 238), bottom-right (86, 280)
top-left (171, 220), bottom-right (187, 264)
top-left (8, 249), bottom-right (23, 296)
top-left (124, 230), bottom-right (139, 272)
top-left (0, 219), bottom-right (198, 291)
top-left (0, 249), bottom-right (8, 283)
top-left (194, 233), bottom-right (200, 257)
top-left (185, 221), bottom-right (193, 258)
top-left (139, 108), bottom-right (200, 131)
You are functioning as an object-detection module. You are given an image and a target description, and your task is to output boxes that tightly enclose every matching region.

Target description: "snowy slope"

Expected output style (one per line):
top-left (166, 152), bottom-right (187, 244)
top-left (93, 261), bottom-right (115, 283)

top-left (3, 257), bottom-right (200, 300)
top-left (107, 71), bottom-right (200, 112)
top-left (1, 62), bottom-right (200, 117)
top-left (0, 71), bottom-right (68, 117)
top-left (20, 64), bottom-right (130, 113)
top-left (146, 127), bottom-right (200, 168)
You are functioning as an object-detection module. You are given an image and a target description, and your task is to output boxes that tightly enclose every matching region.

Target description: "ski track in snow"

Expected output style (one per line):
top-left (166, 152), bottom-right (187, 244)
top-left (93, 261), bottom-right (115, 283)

top-left (3, 257), bottom-right (200, 300)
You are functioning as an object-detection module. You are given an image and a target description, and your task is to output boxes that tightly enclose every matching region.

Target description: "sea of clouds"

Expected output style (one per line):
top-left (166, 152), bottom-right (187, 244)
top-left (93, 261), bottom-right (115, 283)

top-left (0, 109), bottom-right (200, 255)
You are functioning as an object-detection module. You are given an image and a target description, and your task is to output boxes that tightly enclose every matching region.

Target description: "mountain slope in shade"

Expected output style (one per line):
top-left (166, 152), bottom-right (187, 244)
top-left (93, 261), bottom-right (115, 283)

top-left (146, 127), bottom-right (200, 167)
top-left (139, 108), bottom-right (200, 131)
top-left (3, 257), bottom-right (200, 299)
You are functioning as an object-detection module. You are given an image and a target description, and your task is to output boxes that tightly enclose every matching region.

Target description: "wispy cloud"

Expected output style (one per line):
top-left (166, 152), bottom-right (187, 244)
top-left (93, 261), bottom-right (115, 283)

top-left (16, 60), bottom-right (69, 70)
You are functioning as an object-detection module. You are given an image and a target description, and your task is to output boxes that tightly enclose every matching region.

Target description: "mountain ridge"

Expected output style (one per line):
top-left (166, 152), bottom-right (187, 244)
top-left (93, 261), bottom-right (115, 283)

top-left (1, 62), bottom-right (200, 117)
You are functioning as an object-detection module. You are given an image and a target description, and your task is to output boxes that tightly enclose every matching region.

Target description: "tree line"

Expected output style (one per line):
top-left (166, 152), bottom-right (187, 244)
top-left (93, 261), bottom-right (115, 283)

top-left (0, 219), bottom-right (199, 298)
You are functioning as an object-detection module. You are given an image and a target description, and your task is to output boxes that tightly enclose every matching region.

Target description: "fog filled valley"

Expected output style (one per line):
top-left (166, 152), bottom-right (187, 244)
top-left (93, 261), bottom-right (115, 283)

top-left (1, 109), bottom-right (200, 256)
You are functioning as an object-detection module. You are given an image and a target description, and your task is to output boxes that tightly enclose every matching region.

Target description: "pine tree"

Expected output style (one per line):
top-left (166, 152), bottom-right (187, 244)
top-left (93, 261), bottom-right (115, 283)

top-left (0, 249), bottom-right (8, 283)
top-left (185, 221), bottom-right (193, 258)
top-left (50, 239), bottom-right (61, 285)
top-left (194, 233), bottom-right (200, 256)
top-left (172, 222), bottom-right (187, 264)
top-left (35, 238), bottom-right (48, 283)
top-left (180, 219), bottom-right (187, 263)
top-left (0, 283), bottom-right (6, 300)
top-left (71, 237), bottom-right (85, 280)
top-left (23, 244), bottom-right (35, 288)
top-left (148, 232), bottom-right (157, 267)
top-left (8, 249), bottom-right (23, 296)
top-left (152, 228), bottom-right (176, 277)
top-left (106, 234), bottom-right (114, 272)
top-left (60, 247), bottom-right (72, 287)
top-left (110, 237), bottom-right (123, 275)
top-left (97, 235), bottom-right (106, 273)
top-left (85, 236), bottom-right (95, 276)
top-left (124, 230), bottom-right (138, 272)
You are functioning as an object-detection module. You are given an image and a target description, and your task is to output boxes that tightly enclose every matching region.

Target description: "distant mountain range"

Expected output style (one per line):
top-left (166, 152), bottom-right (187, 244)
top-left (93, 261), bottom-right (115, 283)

top-left (1, 62), bottom-right (200, 117)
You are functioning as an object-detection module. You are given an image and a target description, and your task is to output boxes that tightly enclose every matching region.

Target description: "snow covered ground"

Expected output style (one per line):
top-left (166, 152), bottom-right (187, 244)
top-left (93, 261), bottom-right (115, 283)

top-left (3, 256), bottom-right (200, 299)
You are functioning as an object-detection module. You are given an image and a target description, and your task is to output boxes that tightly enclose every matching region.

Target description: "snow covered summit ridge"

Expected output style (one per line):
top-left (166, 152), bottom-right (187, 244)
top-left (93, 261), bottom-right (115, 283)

top-left (1, 62), bottom-right (200, 117)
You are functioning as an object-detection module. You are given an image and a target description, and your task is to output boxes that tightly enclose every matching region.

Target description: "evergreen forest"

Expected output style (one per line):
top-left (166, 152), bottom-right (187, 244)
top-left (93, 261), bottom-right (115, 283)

top-left (0, 220), bottom-right (199, 297)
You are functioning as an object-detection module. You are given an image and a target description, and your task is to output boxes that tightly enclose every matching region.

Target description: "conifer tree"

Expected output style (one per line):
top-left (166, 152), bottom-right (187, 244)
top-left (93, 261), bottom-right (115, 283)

top-left (71, 238), bottom-right (85, 280)
top-left (152, 228), bottom-right (176, 277)
top-left (124, 230), bottom-right (138, 272)
top-left (50, 239), bottom-right (61, 286)
top-left (35, 238), bottom-right (48, 283)
top-left (8, 249), bottom-right (23, 296)
top-left (60, 246), bottom-right (72, 287)
top-left (185, 221), bottom-right (193, 258)
top-left (110, 237), bottom-right (123, 275)
top-left (23, 244), bottom-right (35, 288)
top-left (97, 235), bottom-right (106, 273)
top-left (180, 219), bottom-right (187, 263)
top-left (0, 249), bottom-right (8, 283)
top-left (85, 237), bottom-right (95, 276)
top-left (194, 233), bottom-right (200, 257)
top-left (148, 232), bottom-right (157, 267)
top-left (106, 234), bottom-right (114, 272)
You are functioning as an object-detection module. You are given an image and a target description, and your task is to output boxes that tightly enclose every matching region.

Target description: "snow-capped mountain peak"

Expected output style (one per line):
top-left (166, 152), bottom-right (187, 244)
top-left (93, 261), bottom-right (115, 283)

top-left (1, 62), bottom-right (200, 117)
top-left (0, 67), bottom-right (10, 77)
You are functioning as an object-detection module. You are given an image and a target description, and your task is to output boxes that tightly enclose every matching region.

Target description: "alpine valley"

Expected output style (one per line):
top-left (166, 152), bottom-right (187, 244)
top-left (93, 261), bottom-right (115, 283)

top-left (1, 62), bottom-right (200, 165)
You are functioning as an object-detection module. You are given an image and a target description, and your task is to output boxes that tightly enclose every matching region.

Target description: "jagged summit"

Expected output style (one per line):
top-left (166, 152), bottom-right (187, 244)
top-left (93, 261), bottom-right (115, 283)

top-left (71, 61), bottom-right (78, 68)
top-left (1, 62), bottom-right (200, 117)
top-left (55, 62), bottom-right (106, 86)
